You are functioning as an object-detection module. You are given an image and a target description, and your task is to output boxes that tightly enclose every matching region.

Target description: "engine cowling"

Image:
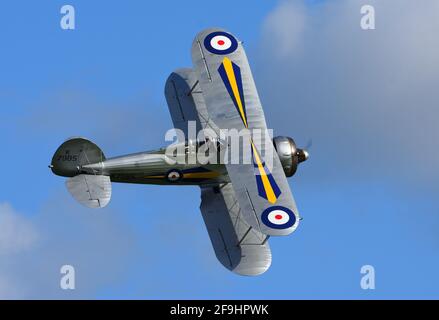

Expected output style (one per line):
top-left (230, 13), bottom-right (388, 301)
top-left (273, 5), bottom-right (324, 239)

top-left (273, 136), bottom-right (309, 177)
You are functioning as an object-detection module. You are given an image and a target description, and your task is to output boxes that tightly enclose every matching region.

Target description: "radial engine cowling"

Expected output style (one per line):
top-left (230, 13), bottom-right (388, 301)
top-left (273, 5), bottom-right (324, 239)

top-left (272, 136), bottom-right (309, 177)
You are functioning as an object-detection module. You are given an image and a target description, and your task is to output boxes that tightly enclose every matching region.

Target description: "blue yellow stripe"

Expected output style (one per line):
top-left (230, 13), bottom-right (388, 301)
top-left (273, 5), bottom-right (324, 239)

top-left (218, 57), bottom-right (281, 204)
top-left (251, 142), bottom-right (281, 203)
top-left (218, 57), bottom-right (248, 128)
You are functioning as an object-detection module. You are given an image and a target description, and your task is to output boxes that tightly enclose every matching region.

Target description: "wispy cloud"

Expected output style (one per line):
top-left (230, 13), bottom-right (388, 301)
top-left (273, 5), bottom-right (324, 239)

top-left (0, 195), bottom-right (138, 299)
top-left (261, 1), bottom-right (306, 59)
top-left (255, 0), bottom-right (439, 188)
top-left (20, 87), bottom-right (172, 156)
top-left (0, 203), bottom-right (38, 256)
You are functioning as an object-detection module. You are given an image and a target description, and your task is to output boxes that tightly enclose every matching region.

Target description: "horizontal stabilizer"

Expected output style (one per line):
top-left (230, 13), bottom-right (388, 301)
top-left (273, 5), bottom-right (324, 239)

top-left (66, 174), bottom-right (111, 208)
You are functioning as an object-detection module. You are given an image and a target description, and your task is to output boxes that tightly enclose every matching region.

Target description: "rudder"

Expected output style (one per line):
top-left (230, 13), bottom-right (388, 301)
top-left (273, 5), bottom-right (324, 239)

top-left (50, 137), bottom-right (105, 177)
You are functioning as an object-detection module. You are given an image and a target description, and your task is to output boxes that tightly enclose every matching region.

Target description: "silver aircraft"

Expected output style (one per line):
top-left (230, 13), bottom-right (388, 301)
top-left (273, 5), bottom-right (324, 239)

top-left (50, 28), bottom-right (309, 276)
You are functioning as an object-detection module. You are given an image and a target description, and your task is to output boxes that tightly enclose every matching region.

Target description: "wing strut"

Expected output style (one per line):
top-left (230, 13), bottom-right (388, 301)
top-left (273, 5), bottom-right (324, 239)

top-left (187, 80), bottom-right (200, 96)
top-left (237, 226), bottom-right (252, 246)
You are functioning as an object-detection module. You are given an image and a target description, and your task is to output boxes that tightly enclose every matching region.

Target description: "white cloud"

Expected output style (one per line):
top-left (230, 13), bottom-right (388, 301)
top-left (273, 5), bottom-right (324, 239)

top-left (256, 0), bottom-right (439, 187)
top-left (262, 1), bottom-right (306, 59)
top-left (0, 203), bottom-right (38, 255)
top-left (0, 196), bottom-right (138, 299)
top-left (0, 203), bottom-right (38, 298)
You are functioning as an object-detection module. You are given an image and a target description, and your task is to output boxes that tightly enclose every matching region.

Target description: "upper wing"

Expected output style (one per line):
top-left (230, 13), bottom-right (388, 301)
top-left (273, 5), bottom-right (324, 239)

top-left (191, 29), bottom-right (268, 132)
top-left (191, 28), bottom-right (300, 236)
top-left (200, 184), bottom-right (271, 276)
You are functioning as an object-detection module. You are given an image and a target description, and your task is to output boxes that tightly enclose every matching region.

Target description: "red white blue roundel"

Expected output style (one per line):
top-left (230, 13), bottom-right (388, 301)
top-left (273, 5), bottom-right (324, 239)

top-left (166, 169), bottom-right (182, 182)
top-left (261, 206), bottom-right (296, 229)
top-left (204, 31), bottom-right (238, 55)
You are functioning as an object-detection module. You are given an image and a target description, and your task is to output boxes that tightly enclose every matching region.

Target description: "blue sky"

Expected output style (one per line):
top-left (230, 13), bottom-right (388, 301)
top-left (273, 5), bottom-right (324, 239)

top-left (1, 0), bottom-right (439, 299)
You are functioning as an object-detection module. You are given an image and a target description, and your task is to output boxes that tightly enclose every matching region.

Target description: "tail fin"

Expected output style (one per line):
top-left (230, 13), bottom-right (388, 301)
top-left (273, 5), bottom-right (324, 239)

top-left (50, 137), bottom-right (111, 208)
top-left (50, 137), bottom-right (105, 177)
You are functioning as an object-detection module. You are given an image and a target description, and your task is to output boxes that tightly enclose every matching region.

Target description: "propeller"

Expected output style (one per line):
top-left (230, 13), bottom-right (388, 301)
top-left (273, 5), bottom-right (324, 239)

top-left (297, 139), bottom-right (311, 163)
top-left (304, 139), bottom-right (313, 150)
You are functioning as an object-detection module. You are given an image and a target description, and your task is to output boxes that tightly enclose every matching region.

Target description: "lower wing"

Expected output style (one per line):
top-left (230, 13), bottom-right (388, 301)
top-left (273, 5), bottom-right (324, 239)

top-left (200, 184), bottom-right (271, 276)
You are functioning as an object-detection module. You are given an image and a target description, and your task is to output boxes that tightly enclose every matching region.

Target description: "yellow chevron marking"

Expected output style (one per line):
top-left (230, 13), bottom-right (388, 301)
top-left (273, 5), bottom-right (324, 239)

top-left (251, 142), bottom-right (277, 204)
top-left (223, 57), bottom-right (248, 128)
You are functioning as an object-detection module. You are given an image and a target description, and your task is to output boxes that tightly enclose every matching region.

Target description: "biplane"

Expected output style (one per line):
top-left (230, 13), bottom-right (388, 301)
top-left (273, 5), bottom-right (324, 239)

top-left (50, 28), bottom-right (309, 276)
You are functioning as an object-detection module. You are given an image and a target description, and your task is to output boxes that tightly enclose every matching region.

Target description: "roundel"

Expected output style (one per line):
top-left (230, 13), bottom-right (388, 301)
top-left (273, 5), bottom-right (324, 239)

top-left (261, 206), bottom-right (296, 229)
top-left (204, 31), bottom-right (238, 55)
top-left (166, 169), bottom-right (182, 182)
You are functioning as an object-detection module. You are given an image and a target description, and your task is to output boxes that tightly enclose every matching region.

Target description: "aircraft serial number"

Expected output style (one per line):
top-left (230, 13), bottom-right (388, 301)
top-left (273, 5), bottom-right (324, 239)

top-left (57, 154), bottom-right (78, 162)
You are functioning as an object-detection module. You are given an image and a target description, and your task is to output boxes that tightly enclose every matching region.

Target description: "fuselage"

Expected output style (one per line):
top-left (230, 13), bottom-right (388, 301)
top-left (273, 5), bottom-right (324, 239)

top-left (81, 147), bottom-right (229, 186)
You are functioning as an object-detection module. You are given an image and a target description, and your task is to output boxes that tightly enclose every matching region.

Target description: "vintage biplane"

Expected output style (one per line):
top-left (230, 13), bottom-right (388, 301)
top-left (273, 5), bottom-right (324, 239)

top-left (50, 29), bottom-right (309, 276)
